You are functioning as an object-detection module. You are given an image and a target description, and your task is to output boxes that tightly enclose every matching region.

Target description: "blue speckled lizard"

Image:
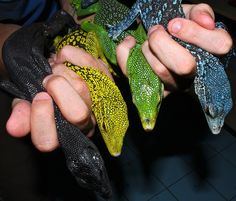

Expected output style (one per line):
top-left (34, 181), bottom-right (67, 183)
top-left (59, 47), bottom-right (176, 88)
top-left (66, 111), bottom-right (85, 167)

top-left (108, 0), bottom-right (235, 134)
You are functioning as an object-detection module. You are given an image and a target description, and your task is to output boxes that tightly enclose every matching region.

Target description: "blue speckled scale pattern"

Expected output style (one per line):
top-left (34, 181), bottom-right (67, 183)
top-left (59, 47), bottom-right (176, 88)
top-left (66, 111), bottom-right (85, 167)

top-left (108, 0), bottom-right (235, 134)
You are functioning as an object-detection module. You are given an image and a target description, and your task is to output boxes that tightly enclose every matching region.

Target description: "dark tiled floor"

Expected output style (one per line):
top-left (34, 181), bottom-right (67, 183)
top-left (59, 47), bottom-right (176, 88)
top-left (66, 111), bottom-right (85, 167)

top-left (1, 80), bottom-right (236, 201)
top-left (92, 127), bottom-right (236, 201)
top-left (0, 4), bottom-right (236, 201)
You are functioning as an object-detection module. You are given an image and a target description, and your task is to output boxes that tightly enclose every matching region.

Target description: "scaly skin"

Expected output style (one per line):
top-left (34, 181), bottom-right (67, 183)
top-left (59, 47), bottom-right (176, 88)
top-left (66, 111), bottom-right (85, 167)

top-left (0, 10), bottom-right (112, 199)
top-left (71, 0), bottom-right (164, 131)
top-left (127, 43), bottom-right (163, 130)
top-left (55, 28), bottom-right (129, 157)
top-left (108, 0), bottom-right (235, 134)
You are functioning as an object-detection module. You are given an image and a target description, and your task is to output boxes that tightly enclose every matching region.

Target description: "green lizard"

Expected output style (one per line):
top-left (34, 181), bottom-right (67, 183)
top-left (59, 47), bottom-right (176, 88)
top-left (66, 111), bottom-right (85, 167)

top-left (55, 27), bottom-right (129, 157)
top-left (70, 0), bottom-right (164, 131)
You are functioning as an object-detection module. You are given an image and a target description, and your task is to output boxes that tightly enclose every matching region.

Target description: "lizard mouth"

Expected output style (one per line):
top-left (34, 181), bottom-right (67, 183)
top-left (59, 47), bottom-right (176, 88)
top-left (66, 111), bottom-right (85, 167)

top-left (204, 114), bottom-right (224, 135)
top-left (141, 118), bottom-right (155, 132)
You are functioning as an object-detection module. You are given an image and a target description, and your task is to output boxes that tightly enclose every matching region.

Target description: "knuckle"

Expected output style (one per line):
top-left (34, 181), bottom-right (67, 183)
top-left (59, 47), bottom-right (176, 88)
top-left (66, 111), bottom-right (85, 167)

top-left (116, 40), bottom-right (129, 52)
top-left (177, 56), bottom-right (196, 76)
top-left (198, 3), bottom-right (212, 11)
top-left (153, 64), bottom-right (169, 78)
top-left (149, 27), bottom-right (168, 50)
top-left (195, 3), bottom-right (213, 14)
top-left (214, 36), bottom-right (233, 55)
top-left (190, 3), bottom-right (215, 20)
top-left (141, 40), bottom-right (149, 52)
top-left (71, 107), bottom-right (91, 126)
top-left (199, 3), bottom-right (213, 12)
top-left (58, 45), bottom-right (71, 57)
top-left (44, 75), bottom-right (66, 91)
top-left (149, 29), bottom-right (162, 44)
top-left (75, 81), bottom-right (89, 96)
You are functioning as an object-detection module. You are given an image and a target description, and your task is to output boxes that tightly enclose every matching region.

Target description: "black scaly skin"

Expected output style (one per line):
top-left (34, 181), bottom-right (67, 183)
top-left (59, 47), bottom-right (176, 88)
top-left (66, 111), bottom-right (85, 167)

top-left (0, 10), bottom-right (112, 199)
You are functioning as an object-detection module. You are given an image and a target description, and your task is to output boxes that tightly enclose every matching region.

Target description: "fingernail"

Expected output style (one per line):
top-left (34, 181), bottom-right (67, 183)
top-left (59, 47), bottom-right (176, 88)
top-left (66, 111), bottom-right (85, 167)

top-left (34, 92), bottom-right (51, 101)
top-left (171, 21), bottom-right (182, 33)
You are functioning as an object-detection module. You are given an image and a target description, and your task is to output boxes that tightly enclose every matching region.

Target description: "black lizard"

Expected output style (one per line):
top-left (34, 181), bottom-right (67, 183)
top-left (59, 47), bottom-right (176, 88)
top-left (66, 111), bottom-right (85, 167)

top-left (0, 10), bottom-right (112, 199)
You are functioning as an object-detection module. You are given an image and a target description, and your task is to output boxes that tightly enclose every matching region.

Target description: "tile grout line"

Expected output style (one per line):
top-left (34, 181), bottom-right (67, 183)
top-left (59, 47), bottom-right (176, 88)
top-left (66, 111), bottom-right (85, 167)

top-left (145, 168), bottom-right (186, 201)
top-left (206, 140), bottom-right (236, 155)
top-left (146, 188), bottom-right (168, 201)
top-left (205, 179), bottom-right (229, 201)
top-left (218, 151), bottom-right (236, 169)
top-left (166, 188), bottom-right (181, 201)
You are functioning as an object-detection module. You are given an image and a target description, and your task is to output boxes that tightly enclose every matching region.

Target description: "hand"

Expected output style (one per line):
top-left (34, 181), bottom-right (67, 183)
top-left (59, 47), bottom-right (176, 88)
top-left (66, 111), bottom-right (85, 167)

top-left (6, 46), bottom-right (110, 152)
top-left (116, 3), bottom-right (233, 96)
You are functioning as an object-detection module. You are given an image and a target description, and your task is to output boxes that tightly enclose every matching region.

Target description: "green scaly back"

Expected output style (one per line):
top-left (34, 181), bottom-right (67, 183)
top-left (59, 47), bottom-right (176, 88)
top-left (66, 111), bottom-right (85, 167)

top-left (70, 0), bottom-right (164, 131)
top-left (55, 27), bottom-right (129, 156)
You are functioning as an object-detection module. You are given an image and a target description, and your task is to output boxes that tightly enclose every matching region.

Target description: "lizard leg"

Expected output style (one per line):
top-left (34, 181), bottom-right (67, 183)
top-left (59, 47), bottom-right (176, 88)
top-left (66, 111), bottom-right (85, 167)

top-left (107, 1), bottom-right (141, 40)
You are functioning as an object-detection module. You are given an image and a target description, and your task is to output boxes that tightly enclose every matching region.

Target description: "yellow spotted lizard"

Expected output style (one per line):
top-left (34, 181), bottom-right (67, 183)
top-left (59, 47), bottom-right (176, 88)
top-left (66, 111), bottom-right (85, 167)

top-left (55, 25), bottom-right (129, 157)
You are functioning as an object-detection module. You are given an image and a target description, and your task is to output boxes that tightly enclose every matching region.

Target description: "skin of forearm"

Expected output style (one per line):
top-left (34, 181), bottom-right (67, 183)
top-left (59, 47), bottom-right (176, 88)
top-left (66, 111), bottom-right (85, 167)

top-left (0, 23), bottom-right (21, 78)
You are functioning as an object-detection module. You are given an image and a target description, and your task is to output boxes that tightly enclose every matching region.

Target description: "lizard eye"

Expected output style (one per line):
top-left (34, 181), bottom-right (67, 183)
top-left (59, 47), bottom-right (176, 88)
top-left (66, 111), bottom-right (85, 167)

top-left (205, 104), bottom-right (219, 118)
top-left (205, 106), bottom-right (211, 116)
top-left (101, 122), bottom-right (108, 133)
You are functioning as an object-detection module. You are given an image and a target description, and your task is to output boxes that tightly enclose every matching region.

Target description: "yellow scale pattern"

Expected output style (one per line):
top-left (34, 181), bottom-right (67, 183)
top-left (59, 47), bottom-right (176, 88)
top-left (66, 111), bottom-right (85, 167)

top-left (56, 28), bottom-right (129, 156)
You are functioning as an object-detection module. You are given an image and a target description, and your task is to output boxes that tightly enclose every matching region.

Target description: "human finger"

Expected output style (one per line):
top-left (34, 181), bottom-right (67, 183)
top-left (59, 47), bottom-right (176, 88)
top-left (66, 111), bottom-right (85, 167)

top-left (6, 98), bottom-right (31, 137)
top-left (116, 36), bottom-right (136, 76)
top-left (182, 3), bottom-right (215, 29)
top-left (51, 63), bottom-right (92, 107)
top-left (148, 25), bottom-right (196, 77)
top-left (142, 40), bottom-right (177, 91)
top-left (168, 17), bottom-right (233, 55)
top-left (54, 45), bottom-right (113, 80)
top-left (31, 92), bottom-right (59, 152)
top-left (51, 63), bottom-right (96, 136)
top-left (43, 74), bottom-right (92, 130)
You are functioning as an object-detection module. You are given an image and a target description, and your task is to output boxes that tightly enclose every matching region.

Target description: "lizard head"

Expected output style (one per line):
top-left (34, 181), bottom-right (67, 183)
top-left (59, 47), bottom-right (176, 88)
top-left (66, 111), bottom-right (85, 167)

top-left (127, 44), bottom-right (164, 132)
top-left (131, 75), bottom-right (164, 132)
top-left (43, 10), bottom-right (77, 38)
top-left (66, 144), bottom-right (112, 199)
top-left (204, 100), bottom-right (232, 134)
top-left (194, 63), bottom-right (233, 135)
top-left (97, 101), bottom-right (129, 157)
top-left (136, 91), bottom-right (163, 132)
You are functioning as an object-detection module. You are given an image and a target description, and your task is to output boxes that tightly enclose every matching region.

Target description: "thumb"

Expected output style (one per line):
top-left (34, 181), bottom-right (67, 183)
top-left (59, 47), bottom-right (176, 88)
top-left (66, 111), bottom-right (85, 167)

top-left (116, 36), bottom-right (136, 76)
top-left (185, 3), bottom-right (215, 29)
top-left (6, 98), bottom-right (31, 137)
